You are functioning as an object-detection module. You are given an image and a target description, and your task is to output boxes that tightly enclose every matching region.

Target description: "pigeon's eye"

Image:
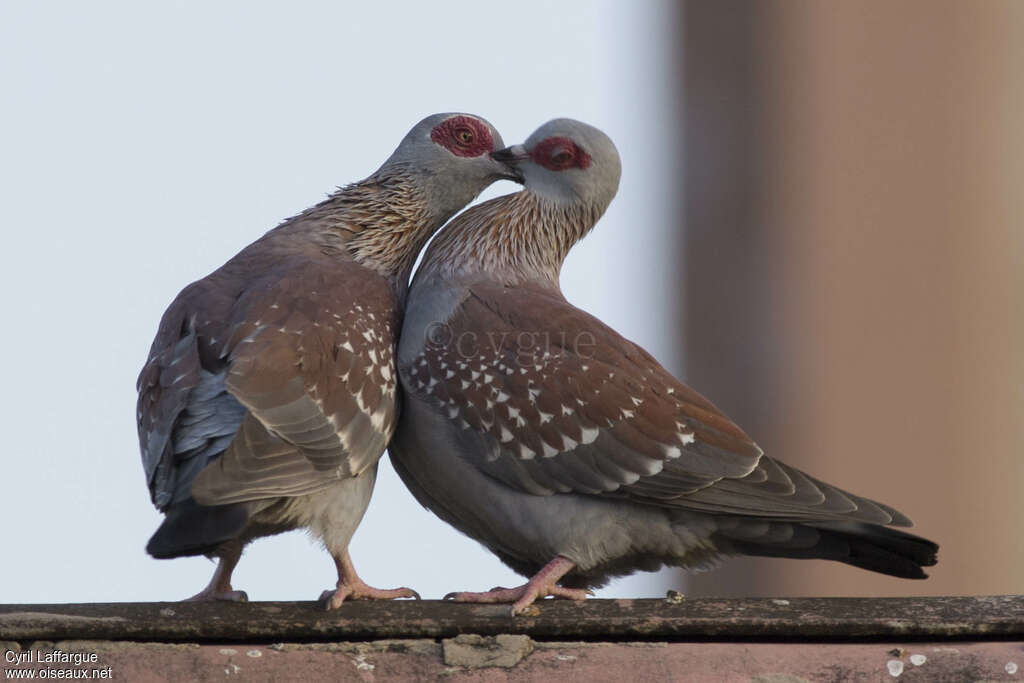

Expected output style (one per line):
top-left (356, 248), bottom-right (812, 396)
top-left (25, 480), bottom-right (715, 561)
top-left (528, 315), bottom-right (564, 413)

top-left (531, 137), bottom-right (592, 172)
top-left (431, 116), bottom-right (492, 158)
top-left (454, 127), bottom-right (475, 147)
top-left (549, 147), bottom-right (574, 167)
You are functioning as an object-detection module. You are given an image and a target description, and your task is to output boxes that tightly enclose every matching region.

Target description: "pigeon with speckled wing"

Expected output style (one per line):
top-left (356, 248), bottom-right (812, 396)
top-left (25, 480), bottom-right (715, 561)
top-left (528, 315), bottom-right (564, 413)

top-left (389, 119), bottom-right (938, 615)
top-left (137, 113), bottom-right (518, 607)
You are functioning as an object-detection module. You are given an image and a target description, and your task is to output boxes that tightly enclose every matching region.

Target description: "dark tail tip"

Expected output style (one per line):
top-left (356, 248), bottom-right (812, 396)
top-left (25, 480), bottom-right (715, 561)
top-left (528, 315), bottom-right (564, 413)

top-left (812, 521), bottom-right (938, 578)
top-left (147, 497), bottom-right (251, 559)
top-left (719, 519), bottom-right (939, 579)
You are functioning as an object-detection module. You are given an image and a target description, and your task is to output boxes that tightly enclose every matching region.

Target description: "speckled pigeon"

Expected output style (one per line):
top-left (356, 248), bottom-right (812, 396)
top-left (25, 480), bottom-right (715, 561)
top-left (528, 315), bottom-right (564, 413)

top-left (138, 113), bottom-right (518, 607)
top-left (389, 118), bottom-right (939, 614)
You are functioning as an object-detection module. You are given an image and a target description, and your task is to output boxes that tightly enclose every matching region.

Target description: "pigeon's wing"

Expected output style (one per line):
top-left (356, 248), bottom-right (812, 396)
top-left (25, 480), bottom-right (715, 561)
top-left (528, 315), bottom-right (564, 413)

top-left (402, 282), bottom-right (910, 526)
top-left (138, 294), bottom-right (208, 511)
top-left (187, 262), bottom-right (399, 505)
top-left (139, 261), bottom-right (398, 510)
top-left (138, 271), bottom-right (257, 510)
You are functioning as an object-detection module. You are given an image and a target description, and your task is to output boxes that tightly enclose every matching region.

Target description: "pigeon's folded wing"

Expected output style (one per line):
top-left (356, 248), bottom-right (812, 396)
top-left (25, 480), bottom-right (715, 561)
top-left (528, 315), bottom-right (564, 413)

top-left (403, 281), bottom-right (909, 526)
top-left (190, 266), bottom-right (398, 505)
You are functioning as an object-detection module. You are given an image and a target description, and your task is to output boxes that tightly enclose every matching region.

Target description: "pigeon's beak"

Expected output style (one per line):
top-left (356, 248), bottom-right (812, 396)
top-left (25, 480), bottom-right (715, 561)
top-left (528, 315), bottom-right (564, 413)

top-left (491, 145), bottom-right (528, 184)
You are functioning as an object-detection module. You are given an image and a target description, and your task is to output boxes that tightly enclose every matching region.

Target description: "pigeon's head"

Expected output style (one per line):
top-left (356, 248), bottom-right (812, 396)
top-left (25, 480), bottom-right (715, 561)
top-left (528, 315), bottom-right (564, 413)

top-left (492, 119), bottom-right (621, 213)
top-left (381, 113), bottom-right (521, 221)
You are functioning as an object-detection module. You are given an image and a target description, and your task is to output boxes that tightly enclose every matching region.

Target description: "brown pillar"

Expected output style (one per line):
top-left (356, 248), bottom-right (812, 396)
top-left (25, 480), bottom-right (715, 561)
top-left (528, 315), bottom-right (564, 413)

top-left (682, 1), bottom-right (1024, 596)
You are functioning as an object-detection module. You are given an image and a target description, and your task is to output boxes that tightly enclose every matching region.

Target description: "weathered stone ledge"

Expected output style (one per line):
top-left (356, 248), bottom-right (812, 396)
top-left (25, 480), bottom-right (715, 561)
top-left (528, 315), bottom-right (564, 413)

top-left (1, 595), bottom-right (1021, 643)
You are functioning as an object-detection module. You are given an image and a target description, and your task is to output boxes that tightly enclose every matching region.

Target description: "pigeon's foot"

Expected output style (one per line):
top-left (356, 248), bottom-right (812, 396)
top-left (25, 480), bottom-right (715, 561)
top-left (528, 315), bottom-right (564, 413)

top-left (320, 582), bottom-right (420, 609)
top-left (443, 555), bottom-right (586, 615)
top-left (186, 544), bottom-right (247, 602)
top-left (444, 583), bottom-right (590, 612)
top-left (186, 587), bottom-right (249, 603)
top-left (322, 549), bottom-right (419, 610)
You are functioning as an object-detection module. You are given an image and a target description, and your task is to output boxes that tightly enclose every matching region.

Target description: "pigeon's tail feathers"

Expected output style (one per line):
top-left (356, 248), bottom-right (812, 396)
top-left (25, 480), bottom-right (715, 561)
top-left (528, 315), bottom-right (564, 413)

top-left (716, 518), bottom-right (938, 579)
top-left (146, 497), bottom-right (252, 559)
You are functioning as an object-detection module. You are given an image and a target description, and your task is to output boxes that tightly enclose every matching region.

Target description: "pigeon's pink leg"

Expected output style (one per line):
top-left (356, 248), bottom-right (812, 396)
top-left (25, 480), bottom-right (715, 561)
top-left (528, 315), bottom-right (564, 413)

top-left (186, 541), bottom-right (248, 602)
top-left (444, 556), bottom-right (590, 615)
top-left (321, 551), bottom-right (420, 610)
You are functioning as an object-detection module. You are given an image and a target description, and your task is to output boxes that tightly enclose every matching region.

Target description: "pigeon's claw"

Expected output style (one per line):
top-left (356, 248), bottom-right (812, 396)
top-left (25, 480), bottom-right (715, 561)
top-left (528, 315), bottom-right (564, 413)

top-left (444, 582), bottom-right (588, 614)
top-left (321, 583), bottom-right (420, 610)
top-left (442, 556), bottom-right (585, 615)
top-left (186, 588), bottom-right (248, 603)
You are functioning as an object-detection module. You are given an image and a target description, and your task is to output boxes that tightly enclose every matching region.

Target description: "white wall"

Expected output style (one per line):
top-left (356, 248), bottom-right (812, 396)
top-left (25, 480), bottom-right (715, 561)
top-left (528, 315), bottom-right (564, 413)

top-left (0, 0), bottom-right (682, 602)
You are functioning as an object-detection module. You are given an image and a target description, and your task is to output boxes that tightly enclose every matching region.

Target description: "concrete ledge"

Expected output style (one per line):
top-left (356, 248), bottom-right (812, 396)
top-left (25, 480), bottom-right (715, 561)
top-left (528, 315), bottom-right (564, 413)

top-left (1, 596), bottom-right (1022, 643)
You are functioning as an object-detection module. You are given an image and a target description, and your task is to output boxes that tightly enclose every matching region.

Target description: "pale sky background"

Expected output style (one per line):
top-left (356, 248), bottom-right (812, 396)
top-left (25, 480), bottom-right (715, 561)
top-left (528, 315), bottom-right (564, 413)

top-left (0, 1), bottom-right (683, 603)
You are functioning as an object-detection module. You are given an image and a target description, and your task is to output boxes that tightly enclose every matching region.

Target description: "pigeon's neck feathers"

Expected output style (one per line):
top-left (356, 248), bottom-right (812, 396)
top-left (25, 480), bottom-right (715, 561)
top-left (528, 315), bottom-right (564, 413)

top-left (278, 165), bottom-right (438, 295)
top-left (417, 191), bottom-right (607, 287)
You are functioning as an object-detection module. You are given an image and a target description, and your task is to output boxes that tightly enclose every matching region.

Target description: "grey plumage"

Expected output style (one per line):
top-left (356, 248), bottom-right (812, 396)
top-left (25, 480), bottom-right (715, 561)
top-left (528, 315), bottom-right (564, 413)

top-left (138, 113), bottom-right (516, 605)
top-left (389, 119), bottom-right (938, 613)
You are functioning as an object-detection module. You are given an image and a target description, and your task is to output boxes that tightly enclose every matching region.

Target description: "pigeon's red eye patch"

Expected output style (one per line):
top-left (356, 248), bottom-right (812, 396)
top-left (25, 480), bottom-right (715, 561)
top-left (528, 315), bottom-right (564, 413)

top-left (530, 137), bottom-right (591, 172)
top-left (431, 116), bottom-right (493, 158)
